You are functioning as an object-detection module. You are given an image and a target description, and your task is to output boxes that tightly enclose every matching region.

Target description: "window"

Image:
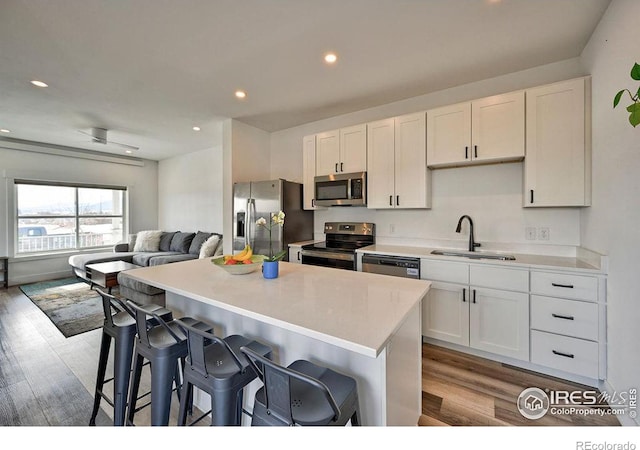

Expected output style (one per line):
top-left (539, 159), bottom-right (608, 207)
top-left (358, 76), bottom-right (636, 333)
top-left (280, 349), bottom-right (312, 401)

top-left (15, 180), bottom-right (126, 255)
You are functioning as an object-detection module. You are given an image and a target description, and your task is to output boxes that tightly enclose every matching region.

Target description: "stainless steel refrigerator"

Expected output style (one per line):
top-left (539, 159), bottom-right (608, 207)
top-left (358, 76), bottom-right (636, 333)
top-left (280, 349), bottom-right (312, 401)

top-left (233, 179), bottom-right (313, 261)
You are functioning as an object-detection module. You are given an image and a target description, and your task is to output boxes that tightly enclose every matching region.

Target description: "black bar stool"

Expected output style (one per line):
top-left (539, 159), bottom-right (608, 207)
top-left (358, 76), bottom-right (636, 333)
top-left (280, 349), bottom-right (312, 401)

top-left (125, 301), bottom-right (210, 426)
top-left (240, 346), bottom-right (361, 426)
top-left (174, 318), bottom-right (272, 426)
top-left (89, 289), bottom-right (172, 426)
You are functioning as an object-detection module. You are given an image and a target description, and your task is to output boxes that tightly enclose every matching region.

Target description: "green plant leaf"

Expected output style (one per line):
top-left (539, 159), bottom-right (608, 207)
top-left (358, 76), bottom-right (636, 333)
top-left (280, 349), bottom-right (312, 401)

top-left (614, 90), bottom-right (625, 108)
top-left (270, 249), bottom-right (287, 262)
top-left (631, 62), bottom-right (640, 81)
top-left (626, 102), bottom-right (640, 127)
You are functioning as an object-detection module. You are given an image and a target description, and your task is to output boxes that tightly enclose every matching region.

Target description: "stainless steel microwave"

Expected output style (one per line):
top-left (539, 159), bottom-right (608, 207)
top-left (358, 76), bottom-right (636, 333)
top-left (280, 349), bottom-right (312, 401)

top-left (314, 172), bottom-right (366, 207)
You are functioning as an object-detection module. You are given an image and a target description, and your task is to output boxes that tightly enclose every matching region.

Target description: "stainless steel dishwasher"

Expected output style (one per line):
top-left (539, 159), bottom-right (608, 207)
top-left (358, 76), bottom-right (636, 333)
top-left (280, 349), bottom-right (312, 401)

top-left (361, 254), bottom-right (420, 279)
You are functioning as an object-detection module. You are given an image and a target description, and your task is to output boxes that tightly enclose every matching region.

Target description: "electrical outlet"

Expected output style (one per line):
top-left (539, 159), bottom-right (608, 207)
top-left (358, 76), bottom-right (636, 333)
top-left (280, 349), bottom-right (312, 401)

top-left (390, 224), bottom-right (396, 234)
top-left (538, 227), bottom-right (550, 241)
top-left (525, 227), bottom-right (537, 240)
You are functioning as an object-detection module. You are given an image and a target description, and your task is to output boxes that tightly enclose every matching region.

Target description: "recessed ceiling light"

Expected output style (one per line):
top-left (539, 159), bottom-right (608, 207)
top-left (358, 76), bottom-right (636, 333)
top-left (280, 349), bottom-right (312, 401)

top-left (324, 53), bottom-right (338, 64)
top-left (0, 128), bottom-right (10, 133)
top-left (125, 150), bottom-right (133, 154)
top-left (30, 80), bottom-right (48, 88)
top-left (192, 126), bottom-right (201, 131)
top-left (235, 90), bottom-right (247, 99)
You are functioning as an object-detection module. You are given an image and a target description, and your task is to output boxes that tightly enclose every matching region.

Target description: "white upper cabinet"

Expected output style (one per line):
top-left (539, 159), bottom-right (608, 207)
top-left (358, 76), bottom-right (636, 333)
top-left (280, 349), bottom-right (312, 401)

top-left (427, 91), bottom-right (525, 168)
top-left (426, 102), bottom-right (471, 167)
top-left (316, 124), bottom-right (367, 176)
top-left (524, 77), bottom-right (591, 207)
top-left (367, 112), bottom-right (430, 209)
top-left (302, 134), bottom-right (324, 210)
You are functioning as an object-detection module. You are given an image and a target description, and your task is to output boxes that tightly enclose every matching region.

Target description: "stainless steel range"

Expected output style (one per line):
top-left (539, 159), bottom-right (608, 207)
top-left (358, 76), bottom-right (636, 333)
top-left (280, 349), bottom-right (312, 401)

top-left (300, 222), bottom-right (375, 270)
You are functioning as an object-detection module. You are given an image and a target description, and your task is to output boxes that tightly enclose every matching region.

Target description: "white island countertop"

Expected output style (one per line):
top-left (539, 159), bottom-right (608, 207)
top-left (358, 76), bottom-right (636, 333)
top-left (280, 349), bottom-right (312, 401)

top-left (124, 258), bottom-right (430, 358)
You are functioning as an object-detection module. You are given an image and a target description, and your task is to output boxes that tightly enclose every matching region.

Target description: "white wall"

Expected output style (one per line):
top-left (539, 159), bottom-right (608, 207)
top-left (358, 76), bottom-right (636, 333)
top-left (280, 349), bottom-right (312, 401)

top-left (158, 143), bottom-right (224, 233)
top-left (580, 0), bottom-right (640, 422)
top-left (0, 145), bottom-right (158, 285)
top-left (270, 58), bottom-right (586, 252)
top-left (221, 119), bottom-right (273, 254)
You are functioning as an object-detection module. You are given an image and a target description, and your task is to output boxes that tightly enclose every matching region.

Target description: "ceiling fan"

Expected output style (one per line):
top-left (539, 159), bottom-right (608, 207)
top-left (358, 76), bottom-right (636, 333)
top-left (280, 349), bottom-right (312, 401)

top-left (78, 127), bottom-right (139, 152)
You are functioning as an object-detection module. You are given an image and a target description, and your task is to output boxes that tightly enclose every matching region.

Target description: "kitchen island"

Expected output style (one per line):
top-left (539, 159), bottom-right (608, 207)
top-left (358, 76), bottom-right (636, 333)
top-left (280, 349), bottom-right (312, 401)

top-left (124, 258), bottom-right (430, 426)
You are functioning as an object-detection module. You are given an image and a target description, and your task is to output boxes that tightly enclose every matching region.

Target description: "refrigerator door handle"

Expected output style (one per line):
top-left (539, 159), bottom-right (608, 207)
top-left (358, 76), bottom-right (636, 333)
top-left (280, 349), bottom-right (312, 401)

top-left (247, 198), bottom-right (256, 249)
top-left (245, 199), bottom-right (251, 248)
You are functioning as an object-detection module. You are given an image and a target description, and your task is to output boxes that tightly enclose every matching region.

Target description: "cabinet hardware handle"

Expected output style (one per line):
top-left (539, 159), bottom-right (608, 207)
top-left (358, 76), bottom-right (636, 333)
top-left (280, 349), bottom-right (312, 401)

top-left (465, 146), bottom-right (469, 159)
top-left (474, 145), bottom-right (478, 158)
top-left (462, 288), bottom-right (466, 302)
top-left (389, 195), bottom-right (393, 206)
top-left (335, 163), bottom-right (339, 173)
top-left (552, 350), bottom-right (575, 359)
top-left (552, 313), bottom-right (575, 321)
top-left (312, 198), bottom-right (315, 207)
top-left (472, 289), bottom-right (476, 304)
top-left (551, 283), bottom-right (574, 289)
top-left (530, 189), bottom-right (534, 204)
top-left (340, 162), bottom-right (344, 172)
top-left (396, 195), bottom-right (400, 206)
top-left (297, 251), bottom-right (301, 261)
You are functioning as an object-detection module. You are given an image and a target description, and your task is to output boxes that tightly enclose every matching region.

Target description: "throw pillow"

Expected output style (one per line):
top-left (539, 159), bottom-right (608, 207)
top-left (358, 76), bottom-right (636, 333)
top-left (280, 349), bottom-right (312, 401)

top-left (133, 230), bottom-right (163, 252)
top-left (169, 232), bottom-right (195, 253)
top-left (128, 233), bottom-right (138, 252)
top-left (199, 234), bottom-right (221, 258)
top-left (189, 231), bottom-right (212, 255)
top-left (159, 231), bottom-right (177, 252)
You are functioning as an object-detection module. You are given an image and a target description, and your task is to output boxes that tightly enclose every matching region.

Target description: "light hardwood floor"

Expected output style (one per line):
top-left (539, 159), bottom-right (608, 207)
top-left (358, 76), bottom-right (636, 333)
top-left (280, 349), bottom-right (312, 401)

top-left (420, 342), bottom-right (620, 426)
top-left (0, 284), bottom-right (621, 426)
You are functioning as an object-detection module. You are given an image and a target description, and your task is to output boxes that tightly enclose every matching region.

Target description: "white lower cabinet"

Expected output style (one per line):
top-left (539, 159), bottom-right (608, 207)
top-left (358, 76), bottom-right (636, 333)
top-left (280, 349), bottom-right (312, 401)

top-left (469, 287), bottom-right (529, 361)
top-left (421, 259), bottom-right (529, 362)
top-left (529, 270), bottom-right (604, 379)
top-left (288, 244), bottom-right (303, 264)
top-left (423, 281), bottom-right (469, 346)
top-left (420, 258), bottom-right (606, 382)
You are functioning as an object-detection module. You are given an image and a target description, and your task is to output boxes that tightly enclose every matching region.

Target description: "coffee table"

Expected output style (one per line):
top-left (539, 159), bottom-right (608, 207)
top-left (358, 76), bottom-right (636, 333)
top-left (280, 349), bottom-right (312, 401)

top-left (85, 260), bottom-right (140, 293)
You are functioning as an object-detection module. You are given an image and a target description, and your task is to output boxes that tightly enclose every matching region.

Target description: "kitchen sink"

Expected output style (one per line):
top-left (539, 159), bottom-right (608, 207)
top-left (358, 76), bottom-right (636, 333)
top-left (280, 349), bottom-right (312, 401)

top-left (430, 249), bottom-right (516, 261)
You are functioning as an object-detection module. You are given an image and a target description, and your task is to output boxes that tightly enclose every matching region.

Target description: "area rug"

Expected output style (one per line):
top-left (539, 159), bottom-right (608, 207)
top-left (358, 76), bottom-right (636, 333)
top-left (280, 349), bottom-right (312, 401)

top-left (19, 277), bottom-right (111, 338)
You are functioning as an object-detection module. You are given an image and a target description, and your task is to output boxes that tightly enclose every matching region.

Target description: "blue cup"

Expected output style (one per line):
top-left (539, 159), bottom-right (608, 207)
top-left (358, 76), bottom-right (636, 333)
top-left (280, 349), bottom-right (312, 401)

top-left (262, 261), bottom-right (279, 279)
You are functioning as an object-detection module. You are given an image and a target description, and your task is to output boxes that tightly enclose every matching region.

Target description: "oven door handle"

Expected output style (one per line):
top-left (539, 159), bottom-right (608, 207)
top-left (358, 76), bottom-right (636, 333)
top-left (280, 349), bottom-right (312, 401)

top-left (300, 249), bottom-right (355, 262)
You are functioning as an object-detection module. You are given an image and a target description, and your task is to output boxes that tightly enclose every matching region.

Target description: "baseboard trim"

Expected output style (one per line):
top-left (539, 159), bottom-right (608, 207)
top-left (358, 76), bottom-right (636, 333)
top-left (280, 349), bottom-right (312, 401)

top-left (10, 270), bottom-right (75, 286)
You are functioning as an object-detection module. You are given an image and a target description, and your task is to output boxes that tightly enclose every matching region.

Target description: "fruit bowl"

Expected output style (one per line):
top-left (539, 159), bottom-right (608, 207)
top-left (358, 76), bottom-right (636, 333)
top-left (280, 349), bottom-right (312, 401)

top-left (211, 255), bottom-right (267, 275)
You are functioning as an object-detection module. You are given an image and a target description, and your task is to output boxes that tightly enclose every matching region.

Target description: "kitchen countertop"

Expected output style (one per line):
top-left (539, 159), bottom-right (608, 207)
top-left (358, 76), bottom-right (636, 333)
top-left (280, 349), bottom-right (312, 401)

top-left (124, 258), bottom-right (431, 358)
top-left (357, 244), bottom-right (605, 274)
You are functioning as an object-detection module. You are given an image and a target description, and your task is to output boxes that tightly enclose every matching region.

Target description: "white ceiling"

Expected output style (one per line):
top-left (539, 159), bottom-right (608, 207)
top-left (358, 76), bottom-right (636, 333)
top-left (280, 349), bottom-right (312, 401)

top-left (0, 0), bottom-right (611, 161)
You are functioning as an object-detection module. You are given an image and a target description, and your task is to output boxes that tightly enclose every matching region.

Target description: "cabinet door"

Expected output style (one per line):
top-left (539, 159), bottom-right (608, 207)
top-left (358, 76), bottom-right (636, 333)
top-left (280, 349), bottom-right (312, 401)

top-left (469, 287), bottom-right (529, 361)
top-left (524, 78), bottom-right (589, 207)
top-left (394, 112), bottom-right (430, 209)
top-left (339, 124), bottom-right (367, 173)
top-left (422, 281), bottom-right (470, 346)
top-left (471, 91), bottom-right (524, 163)
top-left (427, 102), bottom-right (471, 168)
top-left (288, 245), bottom-right (302, 264)
top-left (302, 134), bottom-right (323, 210)
top-left (366, 118), bottom-right (396, 209)
top-left (315, 130), bottom-right (340, 176)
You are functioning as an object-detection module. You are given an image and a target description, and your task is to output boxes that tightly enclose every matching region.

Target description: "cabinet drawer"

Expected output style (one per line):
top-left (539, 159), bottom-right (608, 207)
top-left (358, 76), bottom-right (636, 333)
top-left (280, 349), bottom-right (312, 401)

top-left (469, 264), bottom-right (528, 292)
top-left (421, 259), bottom-right (468, 284)
top-left (530, 271), bottom-right (598, 302)
top-left (530, 295), bottom-right (598, 341)
top-left (530, 330), bottom-right (599, 379)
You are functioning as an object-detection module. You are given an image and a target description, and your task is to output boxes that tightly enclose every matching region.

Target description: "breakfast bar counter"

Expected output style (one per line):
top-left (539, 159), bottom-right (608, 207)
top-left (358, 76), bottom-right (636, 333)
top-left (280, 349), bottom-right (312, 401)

top-left (124, 258), bottom-right (430, 426)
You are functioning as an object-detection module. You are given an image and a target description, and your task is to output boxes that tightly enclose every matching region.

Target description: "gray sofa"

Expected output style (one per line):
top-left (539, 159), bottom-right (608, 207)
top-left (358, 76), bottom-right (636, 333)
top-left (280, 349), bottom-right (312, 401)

top-left (68, 230), bottom-right (223, 305)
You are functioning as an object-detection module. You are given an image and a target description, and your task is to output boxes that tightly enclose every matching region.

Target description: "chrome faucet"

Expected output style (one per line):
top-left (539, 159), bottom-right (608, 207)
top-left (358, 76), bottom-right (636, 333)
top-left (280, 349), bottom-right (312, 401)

top-left (456, 215), bottom-right (481, 252)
